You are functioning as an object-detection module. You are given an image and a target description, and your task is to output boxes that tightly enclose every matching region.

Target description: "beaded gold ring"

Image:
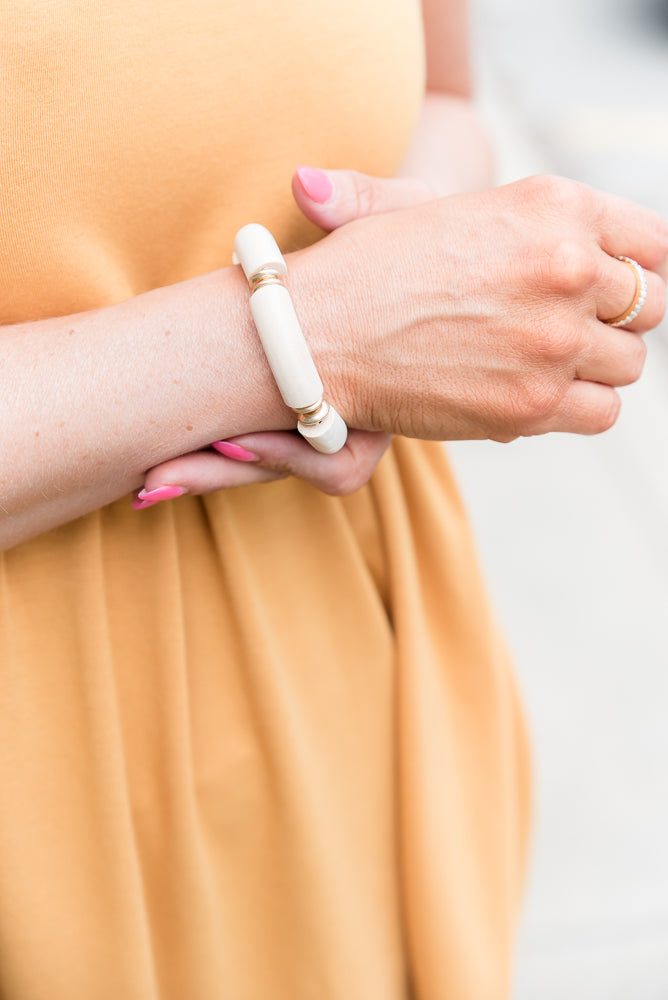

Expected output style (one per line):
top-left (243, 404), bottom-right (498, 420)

top-left (604, 255), bottom-right (647, 328)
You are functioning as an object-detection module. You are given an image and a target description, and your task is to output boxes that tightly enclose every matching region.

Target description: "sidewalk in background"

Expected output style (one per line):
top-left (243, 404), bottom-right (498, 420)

top-left (447, 2), bottom-right (668, 997)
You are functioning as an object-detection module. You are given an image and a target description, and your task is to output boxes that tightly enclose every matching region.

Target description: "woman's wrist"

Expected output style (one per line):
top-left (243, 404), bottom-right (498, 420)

top-left (200, 264), bottom-right (298, 440)
top-left (285, 239), bottom-right (366, 432)
top-left (0, 262), bottom-right (300, 547)
top-left (117, 261), bottom-right (299, 455)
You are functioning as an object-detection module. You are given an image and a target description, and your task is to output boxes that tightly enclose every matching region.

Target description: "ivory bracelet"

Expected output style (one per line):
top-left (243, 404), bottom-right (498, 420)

top-left (233, 223), bottom-right (347, 455)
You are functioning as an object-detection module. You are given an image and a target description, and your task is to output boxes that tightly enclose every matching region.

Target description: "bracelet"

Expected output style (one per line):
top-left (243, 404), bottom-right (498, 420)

top-left (233, 223), bottom-right (348, 454)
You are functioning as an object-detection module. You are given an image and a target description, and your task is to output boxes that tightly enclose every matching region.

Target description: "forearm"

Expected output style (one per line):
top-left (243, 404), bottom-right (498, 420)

top-left (0, 266), bottom-right (294, 548)
top-left (400, 0), bottom-right (493, 194)
top-left (397, 92), bottom-right (494, 195)
top-left (420, 0), bottom-right (472, 97)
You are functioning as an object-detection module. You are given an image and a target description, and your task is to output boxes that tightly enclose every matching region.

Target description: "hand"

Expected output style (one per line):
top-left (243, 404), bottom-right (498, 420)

top-left (289, 174), bottom-right (667, 443)
top-left (133, 168), bottom-right (433, 508)
top-left (132, 429), bottom-right (393, 507)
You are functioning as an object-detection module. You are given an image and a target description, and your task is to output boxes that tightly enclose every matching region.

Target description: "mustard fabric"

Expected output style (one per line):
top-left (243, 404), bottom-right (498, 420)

top-left (0, 3), bottom-right (530, 998)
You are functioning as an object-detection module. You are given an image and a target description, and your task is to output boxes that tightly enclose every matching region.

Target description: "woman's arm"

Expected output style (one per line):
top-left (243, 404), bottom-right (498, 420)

top-left (3, 171), bottom-right (666, 549)
top-left (4, 0), bottom-right (664, 552)
top-left (398, 0), bottom-right (493, 194)
top-left (421, 0), bottom-right (472, 96)
top-left (0, 266), bottom-right (294, 549)
top-left (134, 0), bottom-right (496, 508)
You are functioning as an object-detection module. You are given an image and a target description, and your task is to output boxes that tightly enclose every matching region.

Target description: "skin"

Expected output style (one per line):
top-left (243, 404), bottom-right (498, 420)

top-left (1, 0), bottom-right (667, 548)
top-left (138, 0), bottom-right (666, 502)
top-left (139, 0), bottom-right (496, 503)
top-left (294, 175), bottom-right (666, 439)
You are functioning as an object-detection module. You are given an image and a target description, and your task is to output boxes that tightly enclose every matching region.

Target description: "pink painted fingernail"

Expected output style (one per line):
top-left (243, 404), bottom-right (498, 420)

top-left (132, 484), bottom-right (187, 510)
top-left (295, 166), bottom-right (334, 204)
top-left (211, 441), bottom-right (257, 461)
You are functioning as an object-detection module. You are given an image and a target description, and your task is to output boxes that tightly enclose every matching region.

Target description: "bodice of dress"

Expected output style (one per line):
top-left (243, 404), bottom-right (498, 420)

top-left (0, 0), bottom-right (425, 323)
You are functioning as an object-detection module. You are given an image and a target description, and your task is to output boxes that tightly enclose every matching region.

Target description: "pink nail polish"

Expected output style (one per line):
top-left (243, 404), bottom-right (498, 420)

top-left (132, 484), bottom-right (187, 510)
top-left (295, 166), bottom-right (334, 205)
top-left (211, 441), bottom-right (257, 462)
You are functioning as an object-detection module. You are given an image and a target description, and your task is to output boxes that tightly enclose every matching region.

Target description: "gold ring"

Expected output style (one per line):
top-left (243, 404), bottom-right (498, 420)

top-left (603, 255), bottom-right (647, 328)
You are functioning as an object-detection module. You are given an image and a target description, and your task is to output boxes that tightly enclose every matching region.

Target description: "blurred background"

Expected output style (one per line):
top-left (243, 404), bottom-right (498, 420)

top-left (449, 0), bottom-right (668, 996)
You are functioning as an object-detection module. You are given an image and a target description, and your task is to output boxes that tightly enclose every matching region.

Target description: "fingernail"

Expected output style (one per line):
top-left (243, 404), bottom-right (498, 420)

top-left (132, 484), bottom-right (187, 510)
top-left (211, 441), bottom-right (257, 462)
top-left (295, 166), bottom-right (334, 205)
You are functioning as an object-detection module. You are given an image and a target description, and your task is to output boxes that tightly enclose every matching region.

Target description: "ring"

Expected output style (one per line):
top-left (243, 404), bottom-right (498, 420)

top-left (603, 255), bottom-right (647, 327)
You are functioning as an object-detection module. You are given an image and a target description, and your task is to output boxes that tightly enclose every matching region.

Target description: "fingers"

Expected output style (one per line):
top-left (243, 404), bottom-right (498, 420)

top-left (511, 177), bottom-right (667, 327)
top-left (132, 449), bottom-right (282, 507)
top-left (589, 185), bottom-right (668, 277)
top-left (576, 322), bottom-right (647, 387)
top-left (521, 175), bottom-right (667, 275)
top-left (292, 165), bottom-right (435, 231)
top-left (528, 378), bottom-right (622, 438)
top-left (527, 252), bottom-right (651, 391)
top-left (133, 431), bottom-right (392, 508)
top-left (525, 227), bottom-right (664, 339)
top-left (220, 429), bottom-right (392, 496)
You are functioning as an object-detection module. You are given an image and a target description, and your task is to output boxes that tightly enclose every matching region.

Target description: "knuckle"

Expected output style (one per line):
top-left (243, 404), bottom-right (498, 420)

top-left (325, 481), bottom-right (356, 497)
top-left (325, 465), bottom-right (370, 496)
top-left (321, 475), bottom-right (356, 497)
top-left (510, 375), bottom-right (564, 431)
top-left (490, 431), bottom-right (519, 445)
top-left (517, 173), bottom-right (555, 202)
top-left (322, 448), bottom-right (382, 495)
top-left (521, 174), bottom-right (588, 215)
top-left (318, 479), bottom-right (342, 496)
top-left (541, 240), bottom-right (596, 296)
top-left (530, 322), bottom-right (580, 366)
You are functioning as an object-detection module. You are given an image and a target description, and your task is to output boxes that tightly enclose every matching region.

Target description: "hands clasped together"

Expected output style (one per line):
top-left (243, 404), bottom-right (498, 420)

top-left (135, 169), bottom-right (668, 508)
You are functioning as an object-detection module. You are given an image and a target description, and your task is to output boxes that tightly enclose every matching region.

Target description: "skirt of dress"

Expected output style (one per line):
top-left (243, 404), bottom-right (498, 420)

top-left (0, 437), bottom-right (530, 999)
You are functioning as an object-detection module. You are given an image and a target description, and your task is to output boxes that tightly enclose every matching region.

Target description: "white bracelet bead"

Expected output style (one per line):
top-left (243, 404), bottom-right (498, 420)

top-left (233, 222), bottom-right (288, 280)
top-left (234, 224), bottom-right (348, 454)
top-left (249, 283), bottom-right (323, 408)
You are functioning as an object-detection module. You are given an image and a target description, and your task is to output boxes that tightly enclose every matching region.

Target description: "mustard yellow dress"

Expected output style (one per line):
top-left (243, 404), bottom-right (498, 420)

top-left (0, 2), bottom-right (530, 997)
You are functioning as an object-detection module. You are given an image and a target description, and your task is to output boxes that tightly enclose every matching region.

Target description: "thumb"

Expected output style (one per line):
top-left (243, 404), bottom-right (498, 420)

top-left (292, 165), bottom-right (435, 231)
